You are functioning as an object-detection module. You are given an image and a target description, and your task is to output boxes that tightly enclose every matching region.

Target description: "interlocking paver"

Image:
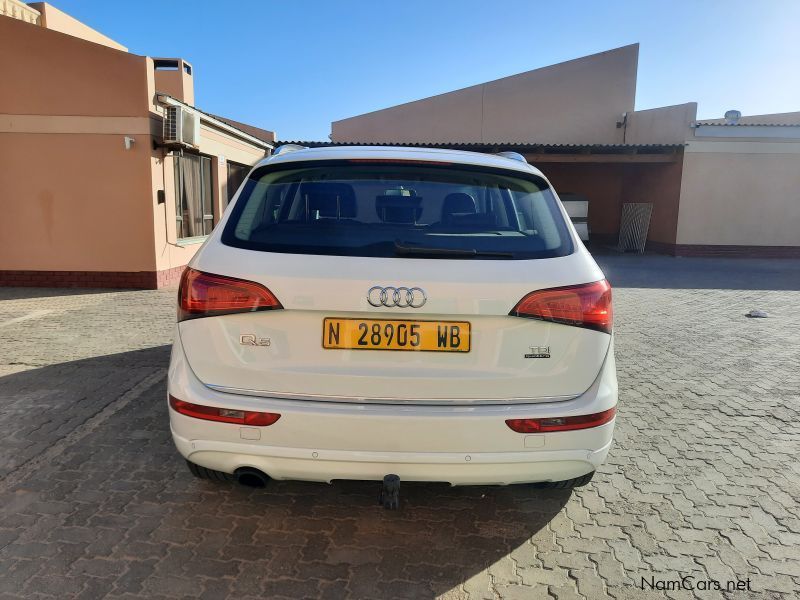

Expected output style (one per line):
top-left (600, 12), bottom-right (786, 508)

top-left (0, 255), bottom-right (799, 598)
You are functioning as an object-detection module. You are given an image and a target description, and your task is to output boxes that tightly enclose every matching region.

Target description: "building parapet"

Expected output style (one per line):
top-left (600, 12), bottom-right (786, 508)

top-left (0, 0), bottom-right (40, 24)
top-left (691, 123), bottom-right (800, 140)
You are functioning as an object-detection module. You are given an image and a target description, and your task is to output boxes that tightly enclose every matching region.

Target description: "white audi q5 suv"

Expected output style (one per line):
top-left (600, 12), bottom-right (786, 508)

top-left (168, 145), bottom-right (617, 500)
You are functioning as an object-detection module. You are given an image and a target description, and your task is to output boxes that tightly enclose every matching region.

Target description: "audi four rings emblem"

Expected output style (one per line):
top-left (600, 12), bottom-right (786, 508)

top-left (367, 286), bottom-right (427, 308)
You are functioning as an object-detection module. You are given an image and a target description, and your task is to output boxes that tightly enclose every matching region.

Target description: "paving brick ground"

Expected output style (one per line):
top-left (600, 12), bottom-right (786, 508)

top-left (0, 255), bottom-right (798, 599)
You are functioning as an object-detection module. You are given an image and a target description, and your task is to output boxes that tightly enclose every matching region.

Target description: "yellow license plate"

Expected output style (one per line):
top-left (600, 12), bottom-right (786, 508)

top-left (323, 318), bottom-right (471, 352)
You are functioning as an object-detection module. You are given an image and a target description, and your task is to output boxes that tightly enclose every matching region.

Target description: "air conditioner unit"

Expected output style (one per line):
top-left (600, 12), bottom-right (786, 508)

top-left (163, 105), bottom-right (200, 147)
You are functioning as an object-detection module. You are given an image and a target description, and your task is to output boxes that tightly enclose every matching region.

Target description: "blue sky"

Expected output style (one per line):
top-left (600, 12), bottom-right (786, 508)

top-left (52, 0), bottom-right (799, 140)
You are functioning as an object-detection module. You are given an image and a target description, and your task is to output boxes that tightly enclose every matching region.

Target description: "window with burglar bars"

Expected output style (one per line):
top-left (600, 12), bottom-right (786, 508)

top-left (175, 154), bottom-right (214, 239)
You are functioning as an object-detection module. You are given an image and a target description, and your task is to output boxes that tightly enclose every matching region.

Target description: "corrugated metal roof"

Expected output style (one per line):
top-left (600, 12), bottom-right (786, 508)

top-left (276, 141), bottom-right (685, 153)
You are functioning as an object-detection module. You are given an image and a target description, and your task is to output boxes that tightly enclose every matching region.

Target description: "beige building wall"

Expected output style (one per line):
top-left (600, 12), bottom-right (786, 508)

top-left (332, 45), bottom-right (639, 144)
top-left (0, 14), bottom-right (156, 274)
top-left (676, 141), bottom-right (800, 247)
top-left (0, 131), bottom-right (156, 271)
top-left (28, 2), bottom-right (127, 51)
top-left (1, 14), bottom-right (271, 286)
top-left (0, 15), bottom-right (148, 117)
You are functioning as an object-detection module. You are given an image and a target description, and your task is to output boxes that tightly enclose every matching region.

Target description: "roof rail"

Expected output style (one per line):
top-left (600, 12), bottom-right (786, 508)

top-left (496, 151), bottom-right (528, 163)
top-left (272, 144), bottom-right (308, 156)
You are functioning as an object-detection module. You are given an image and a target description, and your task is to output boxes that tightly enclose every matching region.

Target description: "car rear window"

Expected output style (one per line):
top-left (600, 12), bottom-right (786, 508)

top-left (221, 160), bottom-right (573, 260)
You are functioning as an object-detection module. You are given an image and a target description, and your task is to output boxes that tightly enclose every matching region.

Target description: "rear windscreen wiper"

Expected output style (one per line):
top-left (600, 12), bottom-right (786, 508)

top-left (394, 240), bottom-right (514, 258)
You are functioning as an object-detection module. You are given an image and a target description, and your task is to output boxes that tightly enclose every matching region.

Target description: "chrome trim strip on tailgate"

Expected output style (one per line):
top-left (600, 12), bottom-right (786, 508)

top-left (204, 384), bottom-right (577, 406)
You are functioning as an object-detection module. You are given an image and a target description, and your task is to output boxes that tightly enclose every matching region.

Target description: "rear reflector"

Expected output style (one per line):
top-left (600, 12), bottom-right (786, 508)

top-left (169, 395), bottom-right (281, 426)
top-left (510, 279), bottom-right (613, 334)
top-left (505, 407), bottom-right (616, 433)
top-left (178, 268), bottom-right (282, 321)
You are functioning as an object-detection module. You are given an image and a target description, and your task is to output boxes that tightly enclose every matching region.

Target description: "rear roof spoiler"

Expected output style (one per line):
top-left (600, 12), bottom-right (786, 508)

top-left (496, 151), bottom-right (528, 163)
top-left (272, 144), bottom-right (308, 156)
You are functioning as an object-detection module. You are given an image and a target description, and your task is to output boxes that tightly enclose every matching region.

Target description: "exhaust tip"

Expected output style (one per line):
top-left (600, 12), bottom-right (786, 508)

top-left (234, 467), bottom-right (269, 488)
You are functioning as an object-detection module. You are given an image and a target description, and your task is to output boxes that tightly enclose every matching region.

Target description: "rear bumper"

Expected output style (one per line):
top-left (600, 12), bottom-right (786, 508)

top-left (172, 430), bottom-right (612, 485)
top-left (168, 332), bottom-right (617, 486)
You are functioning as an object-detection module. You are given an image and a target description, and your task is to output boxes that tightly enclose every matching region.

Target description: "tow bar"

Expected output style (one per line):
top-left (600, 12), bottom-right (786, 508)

top-left (379, 474), bottom-right (401, 510)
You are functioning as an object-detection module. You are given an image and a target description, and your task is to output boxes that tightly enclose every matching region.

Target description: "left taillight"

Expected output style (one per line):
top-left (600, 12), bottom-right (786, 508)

top-left (178, 267), bottom-right (282, 321)
top-left (169, 395), bottom-right (281, 426)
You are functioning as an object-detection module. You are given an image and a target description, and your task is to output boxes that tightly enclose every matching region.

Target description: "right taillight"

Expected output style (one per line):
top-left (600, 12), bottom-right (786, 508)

top-left (506, 407), bottom-right (616, 433)
top-left (510, 279), bottom-right (612, 334)
top-left (178, 267), bottom-right (282, 321)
